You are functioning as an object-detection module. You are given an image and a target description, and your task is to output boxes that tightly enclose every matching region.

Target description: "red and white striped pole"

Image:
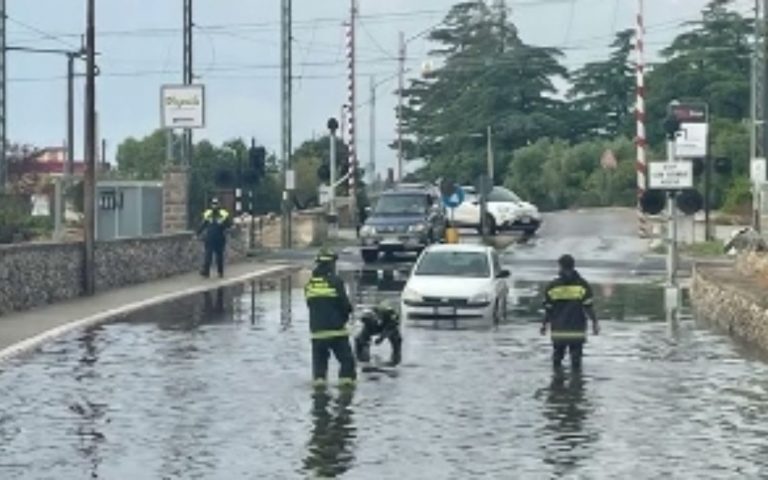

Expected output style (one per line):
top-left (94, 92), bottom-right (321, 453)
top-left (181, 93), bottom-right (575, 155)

top-left (636, 0), bottom-right (648, 237)
top-left (346, 0), bottom-right (358, 228)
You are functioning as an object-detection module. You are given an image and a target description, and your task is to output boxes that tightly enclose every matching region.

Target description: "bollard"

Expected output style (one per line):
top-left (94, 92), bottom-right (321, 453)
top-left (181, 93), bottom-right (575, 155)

top-left (445, 227), bottom-right (460, 244)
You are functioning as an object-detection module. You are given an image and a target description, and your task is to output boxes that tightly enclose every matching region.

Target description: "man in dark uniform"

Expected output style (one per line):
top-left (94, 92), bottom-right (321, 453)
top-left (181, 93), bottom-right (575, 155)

top-left (541, 255), bottom-right (600, 369)
top-left (354, 301), bottom-right (402, 367)
top-left (304, 249), bottom-right (356, 387)
top-left (197, 198), bottom-right (232, 278)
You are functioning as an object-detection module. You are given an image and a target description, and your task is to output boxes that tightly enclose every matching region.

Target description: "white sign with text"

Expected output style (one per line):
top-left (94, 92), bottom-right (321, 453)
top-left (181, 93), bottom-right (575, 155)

top-left (649, 161), bottom-right (694, 189)
top-left (161, 84), bottom-right (205, 129)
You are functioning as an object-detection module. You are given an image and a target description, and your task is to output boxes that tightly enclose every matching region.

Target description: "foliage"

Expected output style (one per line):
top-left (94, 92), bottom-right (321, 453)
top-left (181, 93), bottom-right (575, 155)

top-left (399, 0), bottom-right (753, 215)
top-left (568, 29), bottom-right (636, 139)
top-left (400, 0), bottom-right (568, 182)
top-left (0, 195), bottom-right (52, 243)
top-left (116, 129), bottom-right (173, 180)
top-left (504, 137), bottom-right (639, 211)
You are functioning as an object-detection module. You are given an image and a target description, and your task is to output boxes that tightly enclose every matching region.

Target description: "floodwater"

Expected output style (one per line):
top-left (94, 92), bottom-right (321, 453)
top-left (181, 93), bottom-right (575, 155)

top-left (1, 267), bottom-right (768, 479)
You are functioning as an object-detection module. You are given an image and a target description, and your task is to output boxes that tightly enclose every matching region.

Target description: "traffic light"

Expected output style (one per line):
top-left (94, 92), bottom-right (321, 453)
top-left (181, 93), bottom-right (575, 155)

top-left (640, 190), bottom-right (666, 215)
top-left (676, 190), bottom-right (704, 215)
top-left (249, 140), bottom-right (266, 180)
top-left (317, 163), bottom-right (330, 182)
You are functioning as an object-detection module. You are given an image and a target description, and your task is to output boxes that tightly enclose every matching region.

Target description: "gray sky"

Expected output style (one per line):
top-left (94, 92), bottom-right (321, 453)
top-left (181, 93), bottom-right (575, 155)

top-left (6, 0), bottom-right (752, 175)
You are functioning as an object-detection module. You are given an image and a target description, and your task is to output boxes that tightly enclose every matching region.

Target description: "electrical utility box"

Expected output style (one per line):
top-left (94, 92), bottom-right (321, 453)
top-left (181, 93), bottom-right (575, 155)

top-left (96, 181), bottom-right (163, 241)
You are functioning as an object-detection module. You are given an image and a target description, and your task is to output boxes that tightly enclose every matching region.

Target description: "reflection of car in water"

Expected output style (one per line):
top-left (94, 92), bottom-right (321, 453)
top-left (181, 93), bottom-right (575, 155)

top-left (400, 244), bottom-right (510, 323)
top-left (359, 184), bottom-right (447, 264)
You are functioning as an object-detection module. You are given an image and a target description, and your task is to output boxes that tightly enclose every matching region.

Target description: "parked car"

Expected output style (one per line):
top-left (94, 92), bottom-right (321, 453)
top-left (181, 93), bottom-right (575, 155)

top-left (451, 186), bottom-right (542, 235)
top-left (359, 184), bottom-right (447, 263)
top-left (400, 244), bottom-right (510, 323)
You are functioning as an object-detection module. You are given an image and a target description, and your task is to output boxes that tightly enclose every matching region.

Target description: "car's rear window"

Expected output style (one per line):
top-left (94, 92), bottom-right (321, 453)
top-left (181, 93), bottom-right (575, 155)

top-left (374, 194), bottom-right (428, 215)
top-left (415, 251), bottom-right (490, 278)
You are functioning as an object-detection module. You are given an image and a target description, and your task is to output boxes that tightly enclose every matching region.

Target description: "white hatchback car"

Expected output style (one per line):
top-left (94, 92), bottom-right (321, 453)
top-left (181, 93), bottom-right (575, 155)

top-left (400, 244), bottom-right (510, 323)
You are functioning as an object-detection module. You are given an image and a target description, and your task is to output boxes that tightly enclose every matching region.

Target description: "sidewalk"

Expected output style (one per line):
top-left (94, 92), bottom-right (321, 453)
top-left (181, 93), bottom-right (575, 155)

top-left (0, 260), bottom-right (298, 362)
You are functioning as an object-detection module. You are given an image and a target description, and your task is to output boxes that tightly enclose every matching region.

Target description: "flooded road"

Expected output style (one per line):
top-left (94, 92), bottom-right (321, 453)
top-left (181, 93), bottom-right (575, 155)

top-left (1, 210), bottom-right (767, 479)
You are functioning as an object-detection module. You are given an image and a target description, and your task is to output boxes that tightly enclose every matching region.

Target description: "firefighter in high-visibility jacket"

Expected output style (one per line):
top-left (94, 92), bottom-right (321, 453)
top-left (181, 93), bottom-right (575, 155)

top-left (197, 198), bottom-right (232, 278)
top-left (304, 249), bottom-right (356, 386)
top-left (541, 254), bottom-right (600, 369)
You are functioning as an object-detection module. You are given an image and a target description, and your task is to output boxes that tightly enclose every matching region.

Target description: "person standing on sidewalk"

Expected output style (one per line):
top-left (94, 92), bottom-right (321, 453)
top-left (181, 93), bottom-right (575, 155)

top-left (540, 254), bottom-right (600, 370)
top-left (197, 198), bottom-right (232, 278)
top-left (304, 249), bottom-right (356, 387)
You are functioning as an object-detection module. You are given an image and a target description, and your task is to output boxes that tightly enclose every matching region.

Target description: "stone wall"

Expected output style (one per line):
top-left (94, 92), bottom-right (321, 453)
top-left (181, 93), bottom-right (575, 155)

top-left (736, 251), bottom-right (768, 279)
top-left (691, 265), bottom-right (768, 351)
top-left (0, 230), bottom-right (246, 317)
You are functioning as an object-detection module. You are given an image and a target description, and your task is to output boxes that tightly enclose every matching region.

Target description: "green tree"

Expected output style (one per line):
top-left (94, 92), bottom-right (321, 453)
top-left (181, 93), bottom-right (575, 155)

top-left (569, 29), bottom-right (636, 139)
top-left (400, 0), bottom-right (568, 183)
top-left (116, 129), bottom-right (172, 180)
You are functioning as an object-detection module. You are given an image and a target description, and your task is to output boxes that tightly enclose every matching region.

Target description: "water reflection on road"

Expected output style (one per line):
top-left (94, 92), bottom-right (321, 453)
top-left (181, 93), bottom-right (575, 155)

top-left (0, 266), bottom-right (767, 478)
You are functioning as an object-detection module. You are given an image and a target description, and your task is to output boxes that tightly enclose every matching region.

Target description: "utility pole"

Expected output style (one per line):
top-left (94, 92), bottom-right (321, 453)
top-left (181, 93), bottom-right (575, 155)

top-left (487, 125), bottom-right (494, 184)
top-left (328, 117), bottom-right (339, 238)
top-left (397, 31), bottom-right (405, 182)
top-left (664, 102), bottom-right (681, 322)
top-left (752, 0), bottom-right (767, 232)
top-left (183, 0), bottom-right (193, 167)
top-left (281, 0), bottom-right (293, 248)
top-left (346, 0), bottom-right (358, 234)
top-left (369, 75), bottom-right (376, 187)
top-left (0, 0), bottom-right (6, 192)
top-left (83, 0), bottom-right (96, 295)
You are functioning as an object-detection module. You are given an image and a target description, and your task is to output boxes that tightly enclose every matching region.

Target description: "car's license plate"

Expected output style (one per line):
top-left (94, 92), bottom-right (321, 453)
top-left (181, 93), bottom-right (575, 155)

top-left (380, 236), bottom-right (401, 245)
top-left (520, 216), bottom-right (531, 224)
top-left (436, 306), bottom-right (454, 316)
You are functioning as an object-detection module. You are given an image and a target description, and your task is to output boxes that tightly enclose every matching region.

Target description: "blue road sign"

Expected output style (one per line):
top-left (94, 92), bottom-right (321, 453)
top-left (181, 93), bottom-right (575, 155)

top-left (442, 185), bottom-right (465, 208)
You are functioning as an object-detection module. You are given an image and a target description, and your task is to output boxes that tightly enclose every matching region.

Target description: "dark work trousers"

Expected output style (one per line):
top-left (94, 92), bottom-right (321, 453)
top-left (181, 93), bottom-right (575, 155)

top-left (312, 337), bottom-right (357, 382)
top-left (202, 242), bottom-right (225, 277)
top-left (553, 340), bottom-right (584, 369)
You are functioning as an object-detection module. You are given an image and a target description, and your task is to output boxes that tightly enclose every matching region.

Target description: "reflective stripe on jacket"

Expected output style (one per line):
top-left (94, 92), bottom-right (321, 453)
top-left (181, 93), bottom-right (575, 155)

top-left (305, 268), bottom-right (353, 339)
top-left (198, 207), bottom-right (232, 244)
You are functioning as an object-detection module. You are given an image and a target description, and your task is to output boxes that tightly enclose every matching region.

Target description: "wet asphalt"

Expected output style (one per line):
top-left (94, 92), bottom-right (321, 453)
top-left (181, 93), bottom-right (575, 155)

top-left (1, 209), bottom-right (767, 479)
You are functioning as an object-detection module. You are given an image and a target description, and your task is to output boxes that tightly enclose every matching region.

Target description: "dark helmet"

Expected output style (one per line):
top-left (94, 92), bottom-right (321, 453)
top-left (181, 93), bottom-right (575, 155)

top-left (315, 248), bottom-right (338, 265)
top-left (558, 254), bottom-right (575, 271)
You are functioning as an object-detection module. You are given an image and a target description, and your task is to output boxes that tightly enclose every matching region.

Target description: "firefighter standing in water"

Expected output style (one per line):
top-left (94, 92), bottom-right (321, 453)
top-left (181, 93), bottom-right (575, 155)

top-left (355, 301), bottom-right (402, 367)
top-left (541, 254), bottom-right (600, 369)
top-left (304, 249), bottom-right (357, 387)
top-left (197, 198), bottom-right (233, 278)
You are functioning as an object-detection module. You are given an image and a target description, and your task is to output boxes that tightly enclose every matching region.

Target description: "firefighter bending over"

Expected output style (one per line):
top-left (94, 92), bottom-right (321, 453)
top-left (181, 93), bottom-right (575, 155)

top-left (355, 301), bottom-right (402, 367)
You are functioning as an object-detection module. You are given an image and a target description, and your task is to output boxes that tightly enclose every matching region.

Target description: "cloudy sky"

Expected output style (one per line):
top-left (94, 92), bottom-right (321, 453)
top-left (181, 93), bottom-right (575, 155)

top-left (6, 0), bottom-right (754, 175)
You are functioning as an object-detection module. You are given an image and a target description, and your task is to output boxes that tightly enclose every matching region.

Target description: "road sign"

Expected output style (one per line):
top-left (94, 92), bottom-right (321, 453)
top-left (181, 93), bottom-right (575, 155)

top-left (161, 84), bottom-right (206, 129)
top-left (649, 161), bottom-right (694, 190)
top-left (669, 102), bottom-right (709, 158)
top-left (600, 149), bottom-right (617, 170)
top-left (318, 185), bottom-right (330, 205)
top-left (674, 123), bottom-right (709, 158)
top-left (442, 185), bottom-right (465, 208)
top-left (751, 158), bottom-right (767, 184)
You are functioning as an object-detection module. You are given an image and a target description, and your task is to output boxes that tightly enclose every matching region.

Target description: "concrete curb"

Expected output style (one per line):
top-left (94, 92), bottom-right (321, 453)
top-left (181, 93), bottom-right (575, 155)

top-left (0, 264), bottom-right (298, 365)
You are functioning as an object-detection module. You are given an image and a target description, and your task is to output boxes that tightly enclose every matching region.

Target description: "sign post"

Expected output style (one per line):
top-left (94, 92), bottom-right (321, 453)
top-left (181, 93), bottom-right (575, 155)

top-left (441, 181), bottom-right (464, 244)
